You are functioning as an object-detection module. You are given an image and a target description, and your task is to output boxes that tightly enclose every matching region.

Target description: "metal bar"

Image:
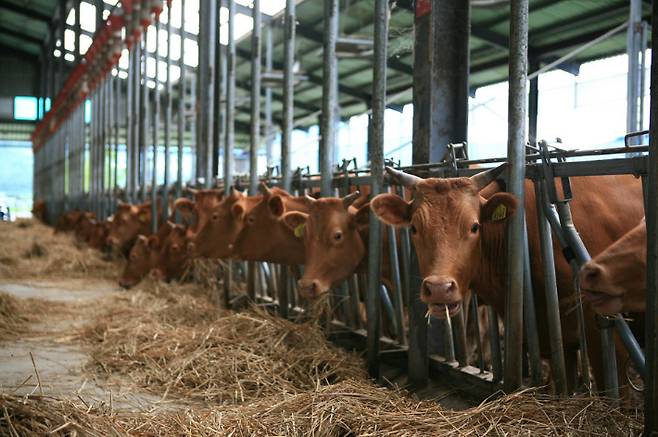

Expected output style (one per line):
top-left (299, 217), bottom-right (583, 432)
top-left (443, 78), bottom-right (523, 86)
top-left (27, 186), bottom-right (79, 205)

top-left (175, 0), bottom-right (185, 206)
top-left (320, 0), bottom-right (339, 197)
top-left (281, 0), bottom-right (295, 192)
top-left (534, 180), bottom-right (568, 395)
top-left (470, 294), bottom-right (485, 372)
top-left (528, 59), bottom-right (539, 146)
top-left (264, 23), bottom-right (273, 169)
top-left (645, 6), bottom-right (658, 425)
top-left (627, 0), bottom-right (643, 146)
top-left (487, 306), bottom-right (503, 382)
top-left (387, 224), bottom-right (406, 344)
top-left (522, 217), bottom-right (542, 386)
top-left (365, 0), bottom-right (388, 380)
top-left (140, 36), bottom-right (149, 202)
top-left (212, 2), bottom-right (221, 181)
top-left (250, 0), bottom-right (261, 194)
top-left (152, 17), bottom-right (161, 232)
top-left (198, 0), bottom-right (215, 188)
top-left (75, 0), bottom-right (81, 63)
top-left (163, 0), bottom-right (172, 221)
top-left (224, 0), bottom-right (236, 189)
top-left (503, 0), bottom-right (528, 393)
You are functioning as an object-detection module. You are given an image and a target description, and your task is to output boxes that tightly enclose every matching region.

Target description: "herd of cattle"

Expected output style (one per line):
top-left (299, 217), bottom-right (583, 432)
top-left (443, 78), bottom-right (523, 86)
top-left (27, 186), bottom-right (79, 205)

top-left (39, 164), bottom-right (649, 393)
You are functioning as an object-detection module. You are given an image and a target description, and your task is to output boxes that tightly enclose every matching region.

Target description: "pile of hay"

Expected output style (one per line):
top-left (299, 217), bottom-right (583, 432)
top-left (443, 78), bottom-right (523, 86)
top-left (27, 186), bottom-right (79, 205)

top-left (0, 291), bottom-right (73, 340)
top-left (0, 220), bottom-right (120, 280)
top-left (81, 290), bottom-right (366, 404)
top-left (0, 380), bottom-right (642, 436)
top-left (0, 292), bottom-right (30, 338)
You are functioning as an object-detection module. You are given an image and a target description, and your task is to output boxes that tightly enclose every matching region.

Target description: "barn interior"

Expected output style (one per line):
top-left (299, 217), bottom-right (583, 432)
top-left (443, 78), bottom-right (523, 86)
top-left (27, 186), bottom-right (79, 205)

top-left (0, 0), bottom-right (656, 434)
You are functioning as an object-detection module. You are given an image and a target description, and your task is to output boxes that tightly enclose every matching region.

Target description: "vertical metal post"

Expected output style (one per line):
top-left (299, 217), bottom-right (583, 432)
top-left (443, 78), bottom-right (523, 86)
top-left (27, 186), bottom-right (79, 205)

top-left (250, 0), bottom-right (261, 195)
top-left (198, 0), bottom-right (215, 188)
top-left (152, 18), bottom-right (161, 232)
top-left (366, 0), bottom-right (388, 380)
top-left (176, 0), bottom-right (185, 203)
top-left (503, 0), bottom-right (528, 393)
top-left (281, 0), bottom-right (295, 192)
top-left (59, 0), bottom-right (66, 90)
top-left (320, 0), bottom-right (338, 197)
top-left (126, 43), bottom-right (134, 202)
top-left (264, 23), bottom-right (274, 169)
top-left (645, 4), bottom-right (658, 429)
top-left (163, 0), bottom-right (172, 220)
top-left (212, 2), bottom-right (221, 181)
top-left (75, 0), bottom-right (82, 63)
top-left (224, 0), bottom-right (236, 189)
top-left (528, 59), bottom-right (539, 147)
top-left (431, 0), bottom-right (470, 158)
top-left (627, 0), bottom-right (643, 142)
top-left (140, 36), bottom-right (149, 202)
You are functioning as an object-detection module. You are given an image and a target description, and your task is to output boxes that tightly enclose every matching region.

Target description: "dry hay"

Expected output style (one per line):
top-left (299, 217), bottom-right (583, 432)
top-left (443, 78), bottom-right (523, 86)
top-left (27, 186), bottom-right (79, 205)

top-left (0, 291), bottom-right (76, 340)
top-left (80, 290), bottom-right (366, 404)
top-left (0, 380), bottom-right (642, 436)
top-left (0, 220), bottom-right (119, 280)
top-left (0, 292), bottom-right (30, 339)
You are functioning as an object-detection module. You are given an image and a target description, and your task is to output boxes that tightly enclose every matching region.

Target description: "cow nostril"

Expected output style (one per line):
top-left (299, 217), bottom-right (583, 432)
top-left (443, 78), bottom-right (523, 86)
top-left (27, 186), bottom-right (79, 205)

top-left (447, 280), bottom-right (457, 293)
top-left (581, 263), bottom-right (603, 286)
top-left (422, 281), bottom-right (432, 298)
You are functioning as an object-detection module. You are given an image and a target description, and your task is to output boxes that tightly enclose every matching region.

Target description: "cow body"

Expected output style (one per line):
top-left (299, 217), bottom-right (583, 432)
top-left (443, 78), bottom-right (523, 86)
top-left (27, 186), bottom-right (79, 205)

top-left (106, 201), bottom-right (160, 255)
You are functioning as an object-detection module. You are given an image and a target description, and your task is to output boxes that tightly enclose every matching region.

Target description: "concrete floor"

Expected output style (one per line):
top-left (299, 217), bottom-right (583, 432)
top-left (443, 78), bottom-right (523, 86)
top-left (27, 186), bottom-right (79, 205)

top-left (0, 279), bottom-right (192, 411)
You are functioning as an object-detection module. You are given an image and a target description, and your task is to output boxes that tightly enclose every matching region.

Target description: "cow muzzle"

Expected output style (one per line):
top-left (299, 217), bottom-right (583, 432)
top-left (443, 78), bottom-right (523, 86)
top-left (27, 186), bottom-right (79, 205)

top-left (421, 276), bottom-right (461, 318)
top-left (118, 278), bottom-right (135, 289)
top-left (297, 279), bottom-right (328, 300)
top-left (578, 261), bottom-right (623, 314)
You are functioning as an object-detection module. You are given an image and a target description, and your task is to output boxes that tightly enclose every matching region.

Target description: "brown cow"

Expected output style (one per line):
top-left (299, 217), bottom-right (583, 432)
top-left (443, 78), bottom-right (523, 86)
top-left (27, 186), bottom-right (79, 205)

top-left (118, 222), bottom-right (174, 288)
top-left (74, 212), bottom-right (99, 242)
top-left (153, 223), bottom-right (190, 282)
top-left (32, 200), bottom-right (47, 223)
top-left (55, 209), bottom-right (85, 233)
top-left (579, 219), bottom-right (646, 315)
top-left (174, 188), bottom-right (224, 239)
top-left (187, 188), bottom-right (261, 259)
top-left (371, 165), bottom-right (644, 391)
top-left (87, 218), bottom-right (112, 251)
top-left (232, 184), bottom-right (313, 266)
top-left (106, 201), bottom-right (160, 255)
top-left (281, 192), bottom-right (371, 298)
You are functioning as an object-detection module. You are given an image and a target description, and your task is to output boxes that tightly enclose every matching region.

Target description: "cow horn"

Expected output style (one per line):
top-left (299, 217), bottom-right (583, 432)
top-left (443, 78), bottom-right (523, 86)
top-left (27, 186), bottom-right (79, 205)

top-left (258, 182), bottom-right (271, 196)
top-left (470, 163), bottom-right (507, 191)
top-left (229, 186), bottom-right (237, 197)
top-left (385, 166), bottom-right (421, 189)
top-left (342, 191), bottom-right (360, 209)
top-left (305, 194), bottom-right (317, 205)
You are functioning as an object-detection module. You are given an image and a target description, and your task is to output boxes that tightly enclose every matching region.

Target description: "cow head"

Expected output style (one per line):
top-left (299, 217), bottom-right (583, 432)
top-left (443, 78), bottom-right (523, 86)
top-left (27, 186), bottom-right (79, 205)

top-left (88, 219), bottom-right (111, 250)
top-left (281, 192), bottom-right (369, 299)
top-left (119, 233), bottom-right (163, 289)
top-left (579, 219), bottom-right (646, 315)
top-left (74, 212), bottom-right (98, 242)
top-left (174, 188), bottom-right (224, 240)
top-left (371, 164), bottom-right (514, 318)
top-left (154, 223), bottom-right (189, 282)
top-left (106, 201), bottom-right (153, 253)
top-left (232, 183), bottom-right (309, 265)
top-left (187, 188), bottom-right (260, 259)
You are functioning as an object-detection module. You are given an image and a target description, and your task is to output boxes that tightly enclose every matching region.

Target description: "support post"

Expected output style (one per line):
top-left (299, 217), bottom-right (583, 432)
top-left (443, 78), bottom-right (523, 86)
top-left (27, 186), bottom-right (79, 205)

top-left (175, 0), bottom-right (185, 204)
top-left (250, 0), bottom-right (261, 195)
top-left (163, 0), bottom-right (172, 221)
top-left (644, 2), bottom-right (658, 427)
top-left (503, 0), bottom-right (528, 393)
top-left (281, 0), bottom-right (295, 192)
top-left (320, 0), bottom-right (338, 197)
top-left (224, 0), bottom-right (236, 189)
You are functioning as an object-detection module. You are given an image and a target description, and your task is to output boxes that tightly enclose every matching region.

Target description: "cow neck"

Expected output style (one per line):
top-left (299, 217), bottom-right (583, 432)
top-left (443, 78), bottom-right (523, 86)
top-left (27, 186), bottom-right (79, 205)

top-left (270, 196), bottom-right (309, 265)
top-left (470, 221), bottom-right (509, 315)
top-left (354, 223), bottom-right (370, 274)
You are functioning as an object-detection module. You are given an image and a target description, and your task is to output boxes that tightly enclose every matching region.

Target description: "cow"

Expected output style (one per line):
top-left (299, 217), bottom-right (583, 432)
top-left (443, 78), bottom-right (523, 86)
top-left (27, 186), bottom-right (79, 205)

top-left (153, 222), bottom-right (190, 282)
top-left (579, 219), bottom-right (646, 315)
top-left (32, 200), bottom-right (47, 224)
top-left (87, 218), bottom-right (112, 251)
top-left (187, 188), bottom-right (261, 259)
top-left (280, 192), bottom-right (371, 298)
top-left (173, 188), bottom-right (224, 240)
top-left (54, 209), bottom-right (85, 233)
top-left (106, 200), bottom-right (161, 255)
top-left (118, 222), bottom-right (174, 289)
top-left (232, 183), bottom-right (315, 266)
top-left (74, 212), bottom-right (99, 242)
top-left (370, 165), bottom-right (644, 392)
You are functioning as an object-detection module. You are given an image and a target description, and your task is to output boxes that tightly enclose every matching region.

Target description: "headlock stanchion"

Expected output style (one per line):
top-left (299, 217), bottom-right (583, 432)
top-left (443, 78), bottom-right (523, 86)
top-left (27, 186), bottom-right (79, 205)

top-left (31, 0), bottom-right (658, 421)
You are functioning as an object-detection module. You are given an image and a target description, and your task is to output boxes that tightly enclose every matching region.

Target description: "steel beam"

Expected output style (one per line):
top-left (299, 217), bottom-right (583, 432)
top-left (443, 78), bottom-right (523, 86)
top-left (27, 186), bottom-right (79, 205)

top-left (503, 0), bottom-right (528, 393)
top-left (249, 0), bottom-right (261, 195)
top-left (281, 0), bottom-right (295, 192)
top-left (320, 0), bottom-right (339, 197)
top-left (224, 0), bottom-right (236, 189)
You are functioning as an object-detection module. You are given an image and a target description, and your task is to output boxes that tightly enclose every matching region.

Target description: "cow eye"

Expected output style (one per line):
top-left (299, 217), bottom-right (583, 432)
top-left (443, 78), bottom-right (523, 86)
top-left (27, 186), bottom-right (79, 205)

top-left (471, 222), bottom-right (480, 234)
top-left (247, 215), bottom-right (256, 224)
top-left (410, 224), bottom-right (417, 235)
top-left (333, 231), bottom-right (343, 242)
top-left (212, 213), bottom-right (219, 221)
top-left (171, 244), bottom-right (180, 252)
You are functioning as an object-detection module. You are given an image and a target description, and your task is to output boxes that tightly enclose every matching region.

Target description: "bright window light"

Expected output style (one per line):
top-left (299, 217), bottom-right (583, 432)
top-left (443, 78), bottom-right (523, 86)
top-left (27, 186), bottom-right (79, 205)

top-left (79, 34), bottom-right (93, 54)
top-left (65, 53), bottom-right (75, 62)
top-left (14, 96), bottom-right (38, 121)
top-left (183, 38), bottom-right (198, 68)
top-left (79, 2), bottom-right (96, 33)
top-left (64, 29), bottom-right (75, 51)
top-left (53, 49), bottom-right (62, 58)
top-left (261, 0), bottom-right (286, 16)
top-left (66, 8), bottom-right (75, 25)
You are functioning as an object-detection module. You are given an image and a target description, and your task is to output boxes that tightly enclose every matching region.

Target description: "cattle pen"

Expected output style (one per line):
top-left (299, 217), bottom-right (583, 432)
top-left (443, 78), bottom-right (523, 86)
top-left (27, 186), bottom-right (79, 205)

top-left (1, 0), bottom-right (657, 435)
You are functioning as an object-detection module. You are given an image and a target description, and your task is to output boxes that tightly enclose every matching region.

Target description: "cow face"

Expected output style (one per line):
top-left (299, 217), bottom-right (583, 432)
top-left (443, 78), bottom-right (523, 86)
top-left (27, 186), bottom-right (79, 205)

top-left (233, 184), bottom-right (309, 265)
top-left (282, 193), bottom-right (369, 299)
top-left (88, 220), bottom-right (111, 250)
top-left (154, 223), bottom-right (189, 281)
top-left (579, 219), bottom-right (646, 315)
top-left (106, 202), bottom-right (152, 253)
top-left (188, 189), bottom-right (260, 259)
top-left (119, 234), bottom-right (162, 289)
top-left (175, 189), bottom-right (223, 241)
top-left (74, 212), bottom-right (98, 242)
top-left (371, 165), bottom-right (515, 319)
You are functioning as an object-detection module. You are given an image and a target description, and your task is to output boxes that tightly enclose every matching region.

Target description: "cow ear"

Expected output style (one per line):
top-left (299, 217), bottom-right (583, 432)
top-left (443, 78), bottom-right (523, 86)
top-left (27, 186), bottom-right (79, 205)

top-left (174, 198), bottom-right (195, 218)
top-left (480, 192), bottom-right (518, 224)
top-left (231, 202), bottom-right (245, 219)
top-left (282, 211), bottom-right (309, 237)
top-left (147, 235), bottom-right (160, 250)
top-left (370, 194), bottom-right (412, 226)
top-left (268, 195), bottom-right (285, 217)
top-left (351, 203), bottom-right (371, 230)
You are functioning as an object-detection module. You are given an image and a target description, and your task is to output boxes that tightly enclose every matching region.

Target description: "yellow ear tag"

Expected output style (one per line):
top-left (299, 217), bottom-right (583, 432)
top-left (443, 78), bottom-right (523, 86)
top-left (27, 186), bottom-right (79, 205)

top-left (294, 223), bottom-right (305, 238)
top-left (491, 204), bottom-right (507, 221)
